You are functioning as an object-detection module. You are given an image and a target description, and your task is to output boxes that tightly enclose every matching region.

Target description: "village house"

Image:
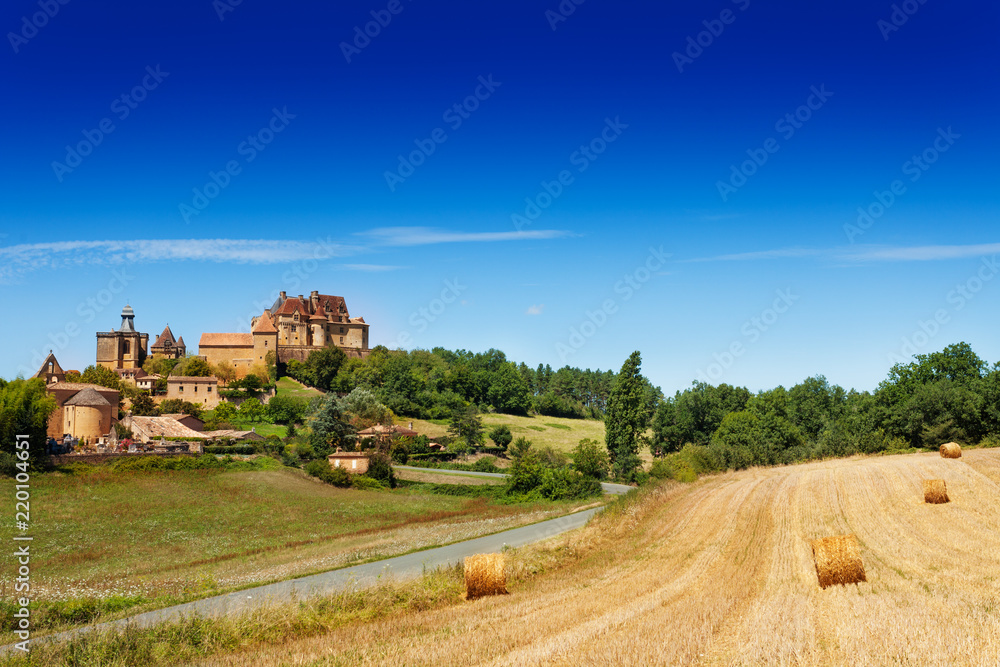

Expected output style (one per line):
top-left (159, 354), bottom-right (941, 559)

top-left (328, 451), bottom-right (370, 474)
top-left (356, 422), bottom-right (418, 444)
top-left (136, 373), bottom-right (161, 392)
top-left (165, 376), bottom-right (220, 408)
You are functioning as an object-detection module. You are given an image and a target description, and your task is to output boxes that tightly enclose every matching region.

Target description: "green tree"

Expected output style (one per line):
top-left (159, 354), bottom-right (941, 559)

top-left (604, 351), bottom-right (646, 482)
top-left (0, 378), bottom-right (57, 472)
top-left (340, 387), bottom-right (393, 430)
top-left (309, 394), bottom-right (357, 456)
top-left (650, 382), bottom-right (750, 455)
top-left (129, 392), bottom-right (159, 416)
top-left (572, 438), bottom-right (609, 480)
top-left (504, 439), bottom-right (544, 497)
top-left (266, 394), bottom-right (308, 424)
top-left (485, 362), bottom-right (532, 415)
top-left (364, 451), bottom-right (397, 488)
top-left (292, 346), bottom-right (347, 391)
top-left (212, 361), bottom-right (237, 385)
top-left (238, 397), bottom-right (265, 423)
top-left (212, 400), bottom-right (237, 423)
top-left (449, 404), bottom-right (484, 453)
top-left (158, 399), bottom-right (203, 420)
top-left (488, 424), bottom-right (513, 449)
top-left (80, 365), bottom-right (124, 392)
top-left (172, 356), bottom-right (213, 377)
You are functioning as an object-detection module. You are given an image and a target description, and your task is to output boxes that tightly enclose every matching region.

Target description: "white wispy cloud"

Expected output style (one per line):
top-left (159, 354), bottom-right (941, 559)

top-left (360, 226), bottom-right (574, 246)
top-left (338, 264), bottom-right (406, 272)
top-left (686, 243), bottom-right (1000, 264)
top-left (685, 247), bottom-right (824, 263)
top-left (0, 239), bottom-right (358, 283)
top-left (838, 243), bottom-right (1000, 262)
top-left (525, 304), bottom-right (545, 315)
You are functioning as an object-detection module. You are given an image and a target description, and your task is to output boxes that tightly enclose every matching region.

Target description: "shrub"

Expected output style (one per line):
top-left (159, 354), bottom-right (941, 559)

top-left (571, 438), bottom-right (609, 480)
top-left (365, 451), bottom-right (396, 488)
top-left (488, 424), bottom-right (513, 449)
top-left (304, 459), bottom-right (352, 487)
top-left (470, 456), bottom-right (500, 473)
top-left (0, 452), bottom-right (18, 477)
top-left (352, 475), bottom-right (385, 491)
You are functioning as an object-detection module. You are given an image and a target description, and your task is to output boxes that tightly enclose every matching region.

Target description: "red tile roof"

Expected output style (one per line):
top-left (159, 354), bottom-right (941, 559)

top-left (275, 297), bottom-right (310, 317)
top-left (252, 311), bottom-right (278, 333)
top-left (152, 326), bottom-right (176, 348)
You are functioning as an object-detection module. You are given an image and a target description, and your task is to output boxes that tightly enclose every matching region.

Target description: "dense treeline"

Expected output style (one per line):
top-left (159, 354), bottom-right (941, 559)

top-left (650, 342), bottom-right (1000, 474)
top-left (285, 345), bottom-right (661, 421)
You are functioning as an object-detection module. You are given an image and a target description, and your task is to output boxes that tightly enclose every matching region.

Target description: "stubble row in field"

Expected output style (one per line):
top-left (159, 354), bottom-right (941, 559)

top-left (205, 449), bottom-right (1000, 666)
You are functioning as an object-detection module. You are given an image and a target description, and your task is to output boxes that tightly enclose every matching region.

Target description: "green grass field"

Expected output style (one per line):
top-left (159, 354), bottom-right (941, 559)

top-left (274, 376), bottom-right (324, 400)
top-left (0, 464), bottom-right (580, 638)
top-left (404, 413), bottom-right (607, 454)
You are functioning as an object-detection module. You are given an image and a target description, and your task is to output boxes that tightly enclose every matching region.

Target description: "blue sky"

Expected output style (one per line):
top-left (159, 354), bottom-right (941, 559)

top-left (1, 0), bottom-right (998, 395)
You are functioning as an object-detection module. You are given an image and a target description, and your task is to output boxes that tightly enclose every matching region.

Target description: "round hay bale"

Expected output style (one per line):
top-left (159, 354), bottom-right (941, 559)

top-left (811, 534), bottom-right (866, 589)
top-left (464, 553), bottom-right (508, 600)
top-left (923, 479), bottom-right (949, 504)
top-left (940, 442), bottom-right (962, 458)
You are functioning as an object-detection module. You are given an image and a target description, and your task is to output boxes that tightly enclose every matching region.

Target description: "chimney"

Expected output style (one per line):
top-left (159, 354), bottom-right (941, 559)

top-left (279, 291), bottom-right (286, 300)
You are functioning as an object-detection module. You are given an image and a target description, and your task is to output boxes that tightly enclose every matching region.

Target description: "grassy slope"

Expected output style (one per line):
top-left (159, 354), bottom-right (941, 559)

top-left (190, 449), bottom-right (1000, 666)
top-left (274, 376), bottom-right (323, 400)
top-left (0, 467), bottom-right (579, 627)
top-left (405, 413), bottom-right (607, 454)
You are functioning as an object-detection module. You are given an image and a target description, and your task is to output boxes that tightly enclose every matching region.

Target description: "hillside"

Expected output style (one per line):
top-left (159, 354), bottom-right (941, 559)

top-left (405, 414), bottom-right (608, 455)
top-left (215, 448), bottom-right (1000, 666)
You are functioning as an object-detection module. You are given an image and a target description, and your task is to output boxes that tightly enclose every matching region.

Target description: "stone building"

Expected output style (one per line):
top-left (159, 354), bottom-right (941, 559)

top-left (44, 382), bottom-right (119, 440)
top-left (34, 351), bottom-right (67, 385)
top-left (198, 290), bottom-right (370, 378)
top-left (328, 451), bottom-right (370, 475)
top-left (151, 326), bottom-right (186, 359)
top-left (96, 305), bottom-right (149, 371)
top-left (165, 376), bottom-right (220, 408)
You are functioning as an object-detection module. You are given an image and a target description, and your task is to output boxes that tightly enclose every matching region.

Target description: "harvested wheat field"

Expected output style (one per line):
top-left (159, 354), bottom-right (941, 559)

top-left (200, 449), bottom-right (1000, 667)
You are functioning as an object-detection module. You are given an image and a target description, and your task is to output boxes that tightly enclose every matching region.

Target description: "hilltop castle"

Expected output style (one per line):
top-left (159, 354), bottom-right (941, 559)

top-left (198, 290), bottom-right (370, 377)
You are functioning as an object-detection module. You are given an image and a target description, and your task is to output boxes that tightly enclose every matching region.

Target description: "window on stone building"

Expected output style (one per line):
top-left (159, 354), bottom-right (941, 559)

top-left (340, 327), bottom-right (345, 334)
top-left (124, 340), bottom-right (130, 354)
top-left (340, 337), bottom-right (344, 344)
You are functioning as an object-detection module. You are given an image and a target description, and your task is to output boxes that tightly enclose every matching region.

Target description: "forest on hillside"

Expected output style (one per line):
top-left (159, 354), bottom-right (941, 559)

top-left (285, 341), bottom-right (1000, 470)
top-left (283, 345), bottom-right (662, 421)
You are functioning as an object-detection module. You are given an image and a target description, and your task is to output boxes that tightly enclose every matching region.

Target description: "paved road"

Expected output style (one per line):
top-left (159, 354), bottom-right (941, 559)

top-left (395, 465), bottom-right (634, 495)
top-left (3, 506), bottom-right (602, 652)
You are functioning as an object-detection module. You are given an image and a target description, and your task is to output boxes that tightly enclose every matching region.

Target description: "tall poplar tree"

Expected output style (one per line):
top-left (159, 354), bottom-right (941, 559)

top-left (604, 351), bottom-right (646, 482)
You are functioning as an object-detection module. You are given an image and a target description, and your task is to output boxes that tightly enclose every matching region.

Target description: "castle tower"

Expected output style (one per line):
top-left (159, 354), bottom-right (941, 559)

top-left (96, 305), bottom-right (148, 370)
top-left (309, 309), bottom-right (327, 347)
